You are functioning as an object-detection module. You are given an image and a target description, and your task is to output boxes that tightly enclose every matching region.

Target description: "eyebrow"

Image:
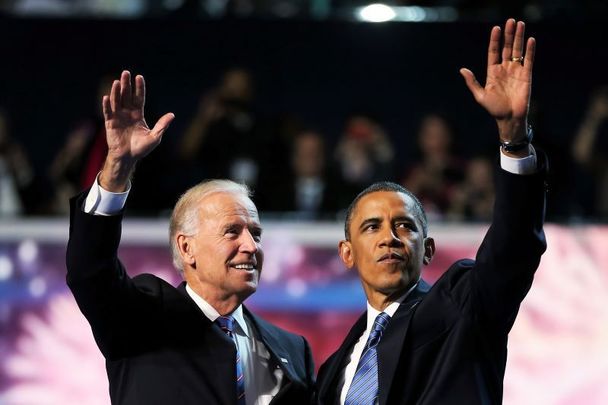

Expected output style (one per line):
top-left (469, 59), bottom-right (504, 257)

top-left (358, 215), bottom-right (418, 231)
top-left (358, 217), bottom-right (381, 232)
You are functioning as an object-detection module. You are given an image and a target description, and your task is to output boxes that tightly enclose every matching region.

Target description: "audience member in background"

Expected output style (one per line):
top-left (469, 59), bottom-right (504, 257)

top-left (448, 156), bottom-right (495, 221)
top-left (178, 68), bottom-right (262, 188)
top-left (49, 76), bottom-right (112, 214)
top-left (0, 108), bottom-right (40, 216)
top-left (401, 113), bottom-right (465, 220)
top-left (335, 114), bottom-right (395, 200)
top-left (572, 86), bottom-right (608, 220)
top-left (261, 130), bottom-right (343, 219)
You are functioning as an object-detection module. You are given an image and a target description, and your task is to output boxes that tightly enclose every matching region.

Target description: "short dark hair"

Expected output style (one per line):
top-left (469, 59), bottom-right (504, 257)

top-left (344, 181), bottom-right (428, 240)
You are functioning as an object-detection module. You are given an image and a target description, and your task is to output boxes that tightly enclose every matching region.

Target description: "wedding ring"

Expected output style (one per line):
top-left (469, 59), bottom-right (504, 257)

top-left (510, 56), bottom-right (524, 63)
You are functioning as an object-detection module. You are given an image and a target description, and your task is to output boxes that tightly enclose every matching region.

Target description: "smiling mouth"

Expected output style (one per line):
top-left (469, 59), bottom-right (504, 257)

top-left (231, 263), bottom-right (257, 271)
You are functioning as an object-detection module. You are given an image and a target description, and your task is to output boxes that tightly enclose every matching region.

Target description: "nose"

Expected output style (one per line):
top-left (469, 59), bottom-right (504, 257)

top-left (378, 226), bottom-right (404, 248)
top-left (239, 229), bottom-right (259, 254)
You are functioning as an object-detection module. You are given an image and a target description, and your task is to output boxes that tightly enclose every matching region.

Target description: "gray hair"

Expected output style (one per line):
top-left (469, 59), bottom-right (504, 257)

top-left (169, 179), bottom-right (252, 274)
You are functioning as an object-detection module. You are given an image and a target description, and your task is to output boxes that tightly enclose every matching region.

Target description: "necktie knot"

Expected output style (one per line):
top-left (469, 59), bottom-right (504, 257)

top-left (368, 312), bottom-right (390, 347)
top-left (216, 315), bottom-right (235, 337)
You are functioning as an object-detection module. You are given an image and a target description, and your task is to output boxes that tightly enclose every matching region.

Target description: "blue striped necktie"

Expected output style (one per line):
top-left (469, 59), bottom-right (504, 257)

top-left (345, 312), bottom-right (391, 405)
top-left (216, 315), bottom-right (246, 405)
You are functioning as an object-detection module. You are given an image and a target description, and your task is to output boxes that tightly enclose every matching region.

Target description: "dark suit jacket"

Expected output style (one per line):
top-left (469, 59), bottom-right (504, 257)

top-left (66, 193), bottom-right (315, 405)
top-left (316, 157), bottom-right (548, 405)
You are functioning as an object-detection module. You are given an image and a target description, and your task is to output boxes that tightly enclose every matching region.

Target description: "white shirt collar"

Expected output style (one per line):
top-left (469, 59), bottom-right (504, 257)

top-left (185, 284), bottom-right (250, 338)
top-left (365, 281), bottom-right (419, 329)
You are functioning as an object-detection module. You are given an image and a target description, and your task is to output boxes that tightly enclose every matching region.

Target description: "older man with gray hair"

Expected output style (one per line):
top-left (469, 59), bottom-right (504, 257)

top-left (66, 71), bottom-right (315, 405)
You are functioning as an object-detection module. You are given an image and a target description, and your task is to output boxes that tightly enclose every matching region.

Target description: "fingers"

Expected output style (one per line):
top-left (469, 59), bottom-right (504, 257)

top-left (487, 25), bottom-right (501, 66)
top-left (459, 68), bottom-right (484, 102)
top-left (120, 70), bottom-right (132, 108)
top-left (109, 79), bottom-right (121, 112)
top-left (133, 74), bottom-right (145, 109)
top-left (523, 37), bottom-right (536, 76)
top-left (107, 70), bottom-right (144, 113)
top-left (102, 95), bottom-right (112, 121)
top-left (512, 21), bottom-right (525, 60)
top-left (150, 112), bottom-right (176, 140)
top-left (501, 18), bottom-right (516, 62)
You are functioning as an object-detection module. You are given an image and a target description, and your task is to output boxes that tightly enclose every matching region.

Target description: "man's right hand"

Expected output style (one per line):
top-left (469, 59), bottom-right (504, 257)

top-left (100, 70), bottom-right (175, 192)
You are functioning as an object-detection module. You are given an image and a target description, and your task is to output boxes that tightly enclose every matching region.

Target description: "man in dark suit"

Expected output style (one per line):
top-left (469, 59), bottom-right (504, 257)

top-left (315, 19), bottom-right (546, 404)
top-left (66, 71), bottom-right (314, 405)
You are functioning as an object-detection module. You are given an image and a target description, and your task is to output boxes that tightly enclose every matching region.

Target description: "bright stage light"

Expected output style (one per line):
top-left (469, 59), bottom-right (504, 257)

top-left (358, 4), bottom-right (396, 23)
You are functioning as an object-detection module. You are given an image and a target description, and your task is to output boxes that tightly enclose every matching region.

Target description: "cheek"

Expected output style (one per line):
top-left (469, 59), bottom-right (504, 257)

top-left (256, 247), bottom-right (264, 268)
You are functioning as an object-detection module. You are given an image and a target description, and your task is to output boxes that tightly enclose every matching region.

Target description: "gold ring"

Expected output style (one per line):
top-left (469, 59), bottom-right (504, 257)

top-left (510, 56), bottom-right (524, 63)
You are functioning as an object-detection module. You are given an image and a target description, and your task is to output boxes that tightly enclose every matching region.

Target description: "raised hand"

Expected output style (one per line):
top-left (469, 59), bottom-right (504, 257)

top-left (460, 19), bottom-right (535, 144)
top-left (100, 70), bottom-right (175, 191)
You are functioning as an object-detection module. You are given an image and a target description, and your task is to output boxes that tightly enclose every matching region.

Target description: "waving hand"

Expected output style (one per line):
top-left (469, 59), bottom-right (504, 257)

top-left (460, 19), bottom-right (536, 145)
top-left (100, 70), bottom-right (175, 191)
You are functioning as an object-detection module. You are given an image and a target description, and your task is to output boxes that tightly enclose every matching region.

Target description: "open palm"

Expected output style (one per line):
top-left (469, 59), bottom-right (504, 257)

top-left (102, 71), bottom-right (174, 164)
top-left (460, 19), bottom-right (535, 141)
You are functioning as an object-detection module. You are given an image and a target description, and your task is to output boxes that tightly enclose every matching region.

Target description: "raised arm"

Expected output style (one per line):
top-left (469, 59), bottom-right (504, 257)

top-left (100, 70), bottom-right (175, 192)
top-left (460, 18), bottom-right (535, 158)
top-left (453, 19), bottom-right (546, 333)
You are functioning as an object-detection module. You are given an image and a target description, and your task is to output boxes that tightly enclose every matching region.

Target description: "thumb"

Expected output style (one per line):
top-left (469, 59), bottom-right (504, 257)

top-left (150, 112), bottom-right (176, 139)
top-left (459, 68), bottom-right (484, 103)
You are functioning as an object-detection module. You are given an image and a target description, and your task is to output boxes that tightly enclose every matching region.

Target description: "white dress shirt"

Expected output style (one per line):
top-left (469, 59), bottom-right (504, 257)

top-left (339, 282), bottom-right (419, 404)
top-left (185, 285), bottom-right (283, 405)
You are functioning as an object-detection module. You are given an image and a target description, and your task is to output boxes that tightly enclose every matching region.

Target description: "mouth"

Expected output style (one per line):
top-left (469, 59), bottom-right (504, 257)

top-left (230, 262), bottom-right (257, 272)
top-left (377, 252), bottom-right (406, 264)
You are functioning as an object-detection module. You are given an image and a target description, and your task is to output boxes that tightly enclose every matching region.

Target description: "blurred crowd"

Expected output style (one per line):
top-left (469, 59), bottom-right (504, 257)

top-left (1, 68), bottom-right (607, 222)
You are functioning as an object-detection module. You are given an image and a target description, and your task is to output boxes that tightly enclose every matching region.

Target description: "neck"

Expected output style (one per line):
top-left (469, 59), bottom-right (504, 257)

top-left (185, 277), bottom-right (244, 316)
top-left (366, 283), bottom-right (416, 312)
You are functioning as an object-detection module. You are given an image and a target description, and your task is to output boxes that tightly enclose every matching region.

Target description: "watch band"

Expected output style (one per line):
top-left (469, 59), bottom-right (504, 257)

top-left (500, 125), bottom-right (534, 153)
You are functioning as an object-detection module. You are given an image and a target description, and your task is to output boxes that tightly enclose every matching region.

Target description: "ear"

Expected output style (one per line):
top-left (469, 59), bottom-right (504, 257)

top-left (422, 237), bottom-right (435, 265)
top-left (176, 234), bottom-right (196, 267)
top-left (338, 240), bottom-right (355, 269)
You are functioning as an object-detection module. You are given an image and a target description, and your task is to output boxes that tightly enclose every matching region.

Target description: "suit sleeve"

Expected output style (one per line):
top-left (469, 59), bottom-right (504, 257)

top-left (302, 336), bottom-right (316, 403)
top-left (66, 192), bottom-right (159, 358)
top-left (456, 152), bottom-right (548, 333)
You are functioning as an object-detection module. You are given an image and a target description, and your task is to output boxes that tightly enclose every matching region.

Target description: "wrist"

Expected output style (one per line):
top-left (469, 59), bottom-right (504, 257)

top-left (500, 125), bottom-right (534, 155)
top-left (497, 119), bottom-right (528, 143)
top-left (99, 156), bottom-right (135, 192)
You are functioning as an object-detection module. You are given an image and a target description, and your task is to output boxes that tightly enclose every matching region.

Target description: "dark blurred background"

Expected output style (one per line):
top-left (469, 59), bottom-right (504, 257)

top-left (0, 0), bottom-right (607, 223)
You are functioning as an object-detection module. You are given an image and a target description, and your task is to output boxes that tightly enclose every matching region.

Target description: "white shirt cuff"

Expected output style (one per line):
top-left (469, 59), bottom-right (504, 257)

top-left (83, 173), bottom-right (131, 216)
top-left (499, 145), bottom-right (537, 175)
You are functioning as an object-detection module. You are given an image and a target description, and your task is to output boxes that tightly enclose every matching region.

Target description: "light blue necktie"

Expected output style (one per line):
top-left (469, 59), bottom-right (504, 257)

top-left (345, 312), bottom-right (391, 405)
top-left (216, 316), bottom-right (246, 405)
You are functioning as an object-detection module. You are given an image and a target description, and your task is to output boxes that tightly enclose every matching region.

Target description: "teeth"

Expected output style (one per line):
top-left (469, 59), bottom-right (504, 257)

top-left (234, 264), bottom-right (254, 270)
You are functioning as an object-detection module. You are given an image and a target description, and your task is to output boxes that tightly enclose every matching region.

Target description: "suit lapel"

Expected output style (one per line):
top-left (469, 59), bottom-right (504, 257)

top-left (377, 280), bottom-right (430, 405)
top-left (318, 312), bottom-right (367, 404)
top-left (243, 307), bottom-right (299, 382)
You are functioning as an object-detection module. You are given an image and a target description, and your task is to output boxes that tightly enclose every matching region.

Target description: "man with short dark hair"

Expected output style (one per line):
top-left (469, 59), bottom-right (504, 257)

top-left (66, 71), bottom-right (315, 405)
top-left (315, 18), bottom-right (546, 405)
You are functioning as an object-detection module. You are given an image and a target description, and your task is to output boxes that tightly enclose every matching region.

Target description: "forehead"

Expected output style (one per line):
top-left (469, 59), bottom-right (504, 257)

top-left (198, 192), bottom-right (259, 224)
top-left (352, 191), bottom-right (417, 221)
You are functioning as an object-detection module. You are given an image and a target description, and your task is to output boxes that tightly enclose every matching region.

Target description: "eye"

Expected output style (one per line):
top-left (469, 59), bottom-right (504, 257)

top-left (225, 226), bottom-right (240, 238)
top-left (251, 228), bottom-right (262, 242)
top-left (395, 222), bottom-right (415, 231)
top-left (364, 223), bottom-right (379, 232)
